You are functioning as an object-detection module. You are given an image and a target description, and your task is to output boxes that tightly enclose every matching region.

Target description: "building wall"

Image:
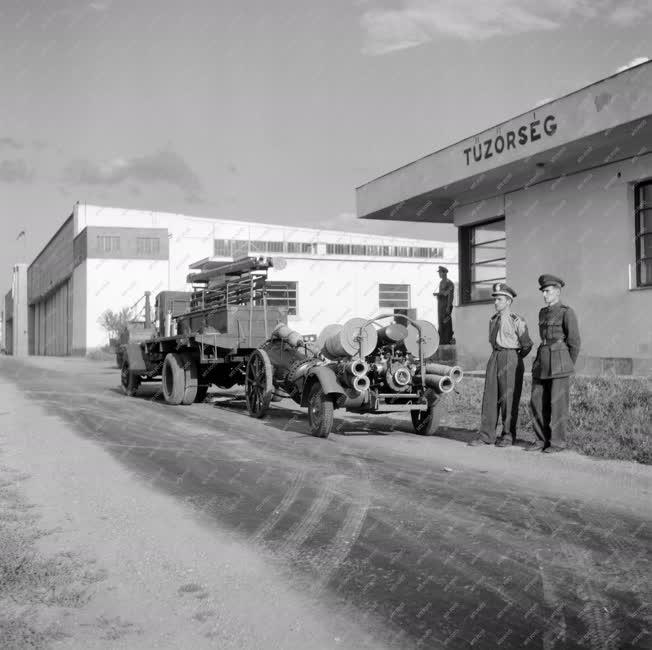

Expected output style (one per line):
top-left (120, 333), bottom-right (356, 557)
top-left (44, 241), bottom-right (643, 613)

top-left (11, 264), bottom-right (28, 357)
top-left (28, 216), bottom-right (74, 303)
top-left (81, 255), bottom-right (452, 350)
top-left (3, 290), bottom-right (12, 354)
top-left (85, 258), bottom-right (168, 349)
top-left (73, 203), bottom-right (457, 352)
top-left (454, 154), bottom-right (652, 375)
top-left (255, 257), bottom-right (445, 336)
top-left (72, 263), bottom-right (87, 355)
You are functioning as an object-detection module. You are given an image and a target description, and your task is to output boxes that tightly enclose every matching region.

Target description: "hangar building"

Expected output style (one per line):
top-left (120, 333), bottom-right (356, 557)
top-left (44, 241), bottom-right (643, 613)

top-left (10, 203), bottom-right (456, 356)
top-left (357, 60), bottom-right (652, 376)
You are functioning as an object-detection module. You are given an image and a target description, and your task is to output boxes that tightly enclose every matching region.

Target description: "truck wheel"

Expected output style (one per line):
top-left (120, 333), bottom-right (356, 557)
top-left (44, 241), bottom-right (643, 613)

top-left (307, 382), bottom-right (334, 439)
top-left (121, 359), bottom-right (141, 397)
top-left (411, 392), bottom-right (444, 436)
top-left (179, 352), bottom-right (199, 405)
top-left (162, 353), bottom-right (187, 405)
top-left (245, 349), bottom-right (273, 418)
top-left (194, 385), bottom-right (209, 403)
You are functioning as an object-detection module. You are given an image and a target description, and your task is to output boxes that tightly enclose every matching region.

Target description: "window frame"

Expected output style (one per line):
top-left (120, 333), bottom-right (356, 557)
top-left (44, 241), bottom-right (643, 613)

top-left (265, 280), bottom-right (298, 316)
top-left (97, 234), bottom-right (120, 253)
top-left (136, 236), bottom-right (160, 256)
top-left (635, 180), bottom-right (652, 287)
top-left (459, 216), bottom-right (506, 305)
top-left (378, 283), bottom-right (411, 310)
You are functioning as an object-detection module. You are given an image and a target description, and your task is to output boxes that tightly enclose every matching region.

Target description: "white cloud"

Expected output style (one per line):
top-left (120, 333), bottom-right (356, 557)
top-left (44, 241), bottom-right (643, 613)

top-left (64, 150), bottom-right (203, 200)
top-left (88, 1), bottom-right (113, 11)
top-left (0, 159), bottom-right (33, 183)
top-left (360, 1), bottom-right (652, 55)
top-left (609, 5), bottom-right (647, 25)
top-left (615, 56), bottom-right (650, 73)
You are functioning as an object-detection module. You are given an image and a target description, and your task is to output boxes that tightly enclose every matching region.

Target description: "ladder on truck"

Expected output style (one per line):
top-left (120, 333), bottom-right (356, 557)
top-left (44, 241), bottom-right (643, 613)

top-left (186, 255), bottom-right (275, 313)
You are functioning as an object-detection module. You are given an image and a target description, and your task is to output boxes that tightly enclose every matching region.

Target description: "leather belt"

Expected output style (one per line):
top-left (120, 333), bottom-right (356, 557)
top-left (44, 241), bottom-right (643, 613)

top-left (541, 338), bottom-right (565, 346)
top-left (493, 346), bottom-right (518, 352)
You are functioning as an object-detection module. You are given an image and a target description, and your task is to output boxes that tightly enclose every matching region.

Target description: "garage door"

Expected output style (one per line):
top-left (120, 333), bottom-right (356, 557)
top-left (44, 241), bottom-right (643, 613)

top-left (34, 279), bottom-right (72, 356)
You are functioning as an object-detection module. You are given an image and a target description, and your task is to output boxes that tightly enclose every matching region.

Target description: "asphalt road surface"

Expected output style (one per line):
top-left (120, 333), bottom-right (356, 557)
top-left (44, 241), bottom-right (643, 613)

top-left (1, 356), bottom-right (650, 649)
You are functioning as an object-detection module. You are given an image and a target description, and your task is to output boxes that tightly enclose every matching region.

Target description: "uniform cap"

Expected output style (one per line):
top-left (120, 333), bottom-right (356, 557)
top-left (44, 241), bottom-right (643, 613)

top-left (538, 274), bottom-right (565, 290)
top-left (491, 282), bottom-right (517, 299)
top-left (438, 266), bottom-right (449, 273)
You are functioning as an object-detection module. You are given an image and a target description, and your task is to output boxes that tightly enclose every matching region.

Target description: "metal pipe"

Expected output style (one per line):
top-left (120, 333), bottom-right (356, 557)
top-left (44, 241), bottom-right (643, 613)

top-left (346, 359), bottom-right (369, 377)
top-left (421, 373), bottom-right (454, 393)
top-left (352, 375), bottom-right (370, 392)
top-left (424, 363), bottom-right (464, 383)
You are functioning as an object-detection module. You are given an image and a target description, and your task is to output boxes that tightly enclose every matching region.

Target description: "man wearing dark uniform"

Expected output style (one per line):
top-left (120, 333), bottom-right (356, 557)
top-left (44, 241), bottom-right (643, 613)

top-left (434, 266), bottom-right (455, 344)
top-left (525, 274), bottom-right (581, 454)
top-left (469, 283), bottom-right (533, 447)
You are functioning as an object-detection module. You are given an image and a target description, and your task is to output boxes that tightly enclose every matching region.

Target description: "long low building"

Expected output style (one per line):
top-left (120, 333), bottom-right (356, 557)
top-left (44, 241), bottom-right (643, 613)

top-left (19, 203), bottom-right (457, 355)
top-left (357, 60), bottom-right (652, 376)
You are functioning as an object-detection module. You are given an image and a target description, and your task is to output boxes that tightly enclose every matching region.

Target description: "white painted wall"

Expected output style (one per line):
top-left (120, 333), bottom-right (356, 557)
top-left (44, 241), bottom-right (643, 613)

top-left (453, 154), bottom-right (652, 373)
top-left (85, 258), bottom-right (167, 349)
top-left (74, 203), bottom-right (458, 351)
top-left (11, 264), bottom-right (28, 357)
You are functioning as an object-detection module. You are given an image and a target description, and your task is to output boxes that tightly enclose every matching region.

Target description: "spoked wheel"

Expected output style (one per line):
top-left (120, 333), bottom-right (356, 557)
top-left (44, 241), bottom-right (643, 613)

top-left (307, 382), bottom-right (334, 438)
top-left (411, 390), bottom-right (444, 436)
top-left (245, 349), bottom-right (274, 418)
top-left (120, 359), bottom-right (141, 397)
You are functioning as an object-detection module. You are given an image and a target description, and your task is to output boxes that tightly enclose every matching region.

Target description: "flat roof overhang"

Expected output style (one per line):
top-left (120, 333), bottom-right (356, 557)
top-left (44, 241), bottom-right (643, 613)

top-left (357, 61), bottom-right (652, 223)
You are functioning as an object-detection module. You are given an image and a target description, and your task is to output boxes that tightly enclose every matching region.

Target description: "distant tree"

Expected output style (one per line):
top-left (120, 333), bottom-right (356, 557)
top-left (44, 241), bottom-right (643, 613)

top-left (98, 307), bottom-right (132, 341)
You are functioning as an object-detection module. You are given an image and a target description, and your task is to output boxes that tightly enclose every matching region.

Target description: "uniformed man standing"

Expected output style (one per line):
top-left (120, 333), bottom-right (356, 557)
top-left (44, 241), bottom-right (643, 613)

top-left (525, 274), bottom-right (581, 454)
top-left (434, 266), bottom-right (455, 344)
top-left (469, 283), bottom-right (533, 447)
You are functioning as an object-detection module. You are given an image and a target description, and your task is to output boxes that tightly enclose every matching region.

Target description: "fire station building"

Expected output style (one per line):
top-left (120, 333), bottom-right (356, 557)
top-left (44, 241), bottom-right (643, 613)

top-left (7, 203), bottom-right (455, 356)
top-left (357, 60), bottom-right (652, 376)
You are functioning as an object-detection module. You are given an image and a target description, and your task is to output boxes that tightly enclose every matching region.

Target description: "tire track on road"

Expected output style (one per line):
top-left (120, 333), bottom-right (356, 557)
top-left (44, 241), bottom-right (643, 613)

top-left (521, 497), bottom-right (618, 649)
top-left (311, 458), bottom-right (371, 593)
top-left (279, 479), bottom-right (336, 557)
top-left (250, 471), bottom-right (306, 545)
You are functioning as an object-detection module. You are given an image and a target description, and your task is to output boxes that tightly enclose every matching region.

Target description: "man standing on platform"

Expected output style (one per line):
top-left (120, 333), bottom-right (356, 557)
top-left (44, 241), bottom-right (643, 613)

top-left (525, 274), bottom-right (581, 454)
top-left (434, 266), bottom-right (455, 344)
top-left (468, 283), bottom-right (533, 448)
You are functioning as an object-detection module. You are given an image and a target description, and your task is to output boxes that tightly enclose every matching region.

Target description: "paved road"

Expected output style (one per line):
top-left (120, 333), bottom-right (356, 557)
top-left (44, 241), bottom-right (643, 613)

top-left (1, 356), bottom-right (650, 649)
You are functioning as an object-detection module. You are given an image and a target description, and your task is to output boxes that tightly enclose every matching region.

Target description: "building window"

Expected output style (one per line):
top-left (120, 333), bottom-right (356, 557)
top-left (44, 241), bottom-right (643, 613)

top-left (326, 243), bottom-right (352, 255)
top-left (136, 237), bottom-right (160, 256)
top-left (97, 235), bottom-right (120, 253)
top-left (460, 217), bottom-right (506, 303)
top-left (635, 181), bottom-right (652, 287)
top-left (379, 283), bottom-right (410, 309)
top-left (232, 240), bottom-right (249, 258)
top-left (214, 239), bottom-right (230, 256)
top-left (266, 281), bottom-right (297, 315)
top-left (286, 242), bottom-right (315, 254)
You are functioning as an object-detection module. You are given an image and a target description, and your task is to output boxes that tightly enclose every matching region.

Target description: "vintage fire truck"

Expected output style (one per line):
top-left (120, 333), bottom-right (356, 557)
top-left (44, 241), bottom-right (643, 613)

top-left (120, 256), bottom-right (463, 438)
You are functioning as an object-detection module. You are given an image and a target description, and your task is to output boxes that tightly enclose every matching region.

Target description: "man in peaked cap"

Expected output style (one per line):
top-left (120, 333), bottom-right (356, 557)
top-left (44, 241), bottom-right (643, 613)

top-left (525, 274), bottom-right (581, 454)
top-left (433, 266), bottom-right (455, 344)
top-left (468, 282), bottom-right (533, 448)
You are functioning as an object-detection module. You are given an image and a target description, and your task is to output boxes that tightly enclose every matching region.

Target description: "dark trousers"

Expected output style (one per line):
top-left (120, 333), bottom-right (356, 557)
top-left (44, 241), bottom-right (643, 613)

top-left (530, 377), bottom-right (570, 448)
top-left (438, 303), bottom-right (454, 344)
top-left (479, 349), bottom-right (524, 443)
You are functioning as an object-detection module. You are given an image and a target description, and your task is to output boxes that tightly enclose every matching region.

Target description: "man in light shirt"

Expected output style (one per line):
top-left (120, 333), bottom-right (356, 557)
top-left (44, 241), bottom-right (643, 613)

top-left (468, 283), bottom-right (533, 448)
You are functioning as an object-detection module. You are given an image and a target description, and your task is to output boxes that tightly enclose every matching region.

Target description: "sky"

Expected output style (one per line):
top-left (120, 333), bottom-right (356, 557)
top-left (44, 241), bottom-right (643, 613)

top-left (1, 0), bottom-right (651, 296)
